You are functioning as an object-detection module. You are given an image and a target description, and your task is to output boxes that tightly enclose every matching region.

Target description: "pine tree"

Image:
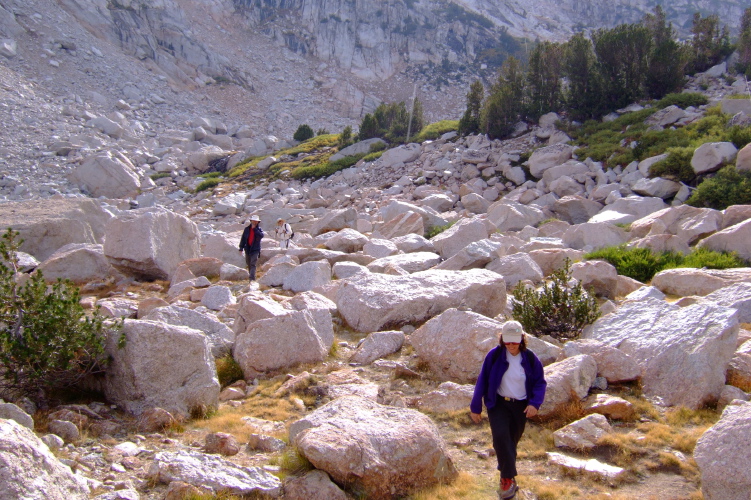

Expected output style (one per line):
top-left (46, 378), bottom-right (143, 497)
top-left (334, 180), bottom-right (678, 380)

top-left (687, 13), bottom-right (732, 74)
top-left (643, 6), bottom-right (687, 98)
top-left (562, 33), bottom-right (604, 121)
top-left (737, 8), bottom-right (751, 77)
top-left (592, 24), bottom-right (652, 111)
top-left (458, 80), bottom-right (484, 136)
top-left (481, 57), bottom-right (524, 140)
top-left (358, 113), bottom-right (380, 140)
top-left (525, 41), bottom-right (563, 121)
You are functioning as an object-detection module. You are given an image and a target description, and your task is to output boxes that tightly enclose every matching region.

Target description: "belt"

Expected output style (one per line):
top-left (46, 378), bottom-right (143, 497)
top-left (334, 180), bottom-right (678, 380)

top-left (502, 396), bottom-right (526, 402)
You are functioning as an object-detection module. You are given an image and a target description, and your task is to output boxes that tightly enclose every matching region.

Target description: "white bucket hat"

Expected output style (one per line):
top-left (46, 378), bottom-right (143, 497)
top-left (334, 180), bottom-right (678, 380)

top-left (248, 214), bottom-right (261, 222)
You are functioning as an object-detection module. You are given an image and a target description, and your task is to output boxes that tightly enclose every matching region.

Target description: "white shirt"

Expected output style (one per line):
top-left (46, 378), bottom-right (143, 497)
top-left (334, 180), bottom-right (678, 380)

top-left (497, 350), bottom-right (527, 400)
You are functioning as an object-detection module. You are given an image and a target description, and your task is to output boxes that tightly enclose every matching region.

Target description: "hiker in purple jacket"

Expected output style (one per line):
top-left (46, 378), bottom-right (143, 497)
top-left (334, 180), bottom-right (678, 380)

top-left (470, 320), bottom-right (547, 499)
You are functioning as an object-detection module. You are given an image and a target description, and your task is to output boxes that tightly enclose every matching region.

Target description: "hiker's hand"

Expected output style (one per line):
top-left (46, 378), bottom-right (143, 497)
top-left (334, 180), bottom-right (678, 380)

top-left (470, 412), bottom-right (482, 424)
top-left (524, 405), bottom-right (538, 418)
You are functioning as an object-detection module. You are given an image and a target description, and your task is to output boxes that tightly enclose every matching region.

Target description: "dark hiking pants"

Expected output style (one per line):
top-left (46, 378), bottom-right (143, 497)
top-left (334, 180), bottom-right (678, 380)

top-left (488, 398), bottom-right (528, 478)
top-left (245, 250), bottom-right (260, 280)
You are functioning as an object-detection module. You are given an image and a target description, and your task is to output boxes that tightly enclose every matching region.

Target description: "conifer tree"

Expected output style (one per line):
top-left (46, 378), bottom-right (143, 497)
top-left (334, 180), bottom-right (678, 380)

top-left (458, 80), bottom-right (484, 136)
top-left (736, 8), bottom-right (751, 77)
top-left (562, 33), bottom-right (603, 121)
top-left (592, 24), bottom-right (652, 110)
top-left (643, 6), bottom-right (687, 98)
top-left (481, 57), bottom-right (524, 139)
top-left (687, 13), bottom-right (732, 74)
top-left (525, 41), bottom-right (563, 121)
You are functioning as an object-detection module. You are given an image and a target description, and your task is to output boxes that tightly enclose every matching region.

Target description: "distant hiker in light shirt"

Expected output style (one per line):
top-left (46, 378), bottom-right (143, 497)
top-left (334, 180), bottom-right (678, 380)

top-left (470, 320), bottom-right (547, 499)
top-left (275, 218), bottom-right (293, 249)
top-left (238, 214), bottom-right (264, 282)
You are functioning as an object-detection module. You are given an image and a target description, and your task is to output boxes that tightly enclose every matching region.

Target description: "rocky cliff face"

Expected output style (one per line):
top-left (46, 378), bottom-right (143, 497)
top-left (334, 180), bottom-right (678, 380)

top-left (231, 0), bottom-right (750, 82)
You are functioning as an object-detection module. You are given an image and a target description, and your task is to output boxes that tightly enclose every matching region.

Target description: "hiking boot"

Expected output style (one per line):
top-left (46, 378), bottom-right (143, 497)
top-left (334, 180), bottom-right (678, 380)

top-left (500, 477), bottom-right (517, 499)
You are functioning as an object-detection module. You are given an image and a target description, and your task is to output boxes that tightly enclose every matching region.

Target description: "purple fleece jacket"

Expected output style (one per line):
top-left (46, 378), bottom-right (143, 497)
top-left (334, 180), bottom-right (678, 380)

top-left (470, 345), bottom-right (547, 414)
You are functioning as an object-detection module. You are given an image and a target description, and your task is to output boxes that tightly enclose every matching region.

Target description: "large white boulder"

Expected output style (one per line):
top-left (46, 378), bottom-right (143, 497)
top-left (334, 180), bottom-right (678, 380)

top-left (104, 208), bottom-right (200, 280)
top-left (430, 217), bottom-right (488, 259)
top-left (363, 239), bottom-right (399, 259)
top-left (651, 268), bottom-right (751, 296)
top-left (630, 205), bottom-right (723, 244)
top-left (589, 196), bottom-right (667, 225)
top-left (570, 260), bottom-right (620, 299)
top-left (324, 228), bottom-right (369, 253)
top-left (232, 294), bottom-right (288, 336)
top-left (0, 419), bottom-right (89, 500)
top-left (553, 413), bottom-right (612, 450)
top-left (310, 208), bottom-right (357, 236)
top-left (69, 151), bottom-right (140, 199)
top-left (538, 355), bottom-right (597, 418)
top-left (528, 143), bottom-right (574, 178)
top-left (419, 381), bottom-right (475, 413)
top-left (349, 330), bottom-right (405, 365)
top-left (148, 449), bottom-right (281, 496)
top-left (289, 396), bottom-right (457, 500)
top-left (584, 298), bottom-right (738, 408)
top-left (697, 219), bottom-right (751, 262)
top-left (372, 211), bottom-right (425, 239)
top-left (335, 269), bottom-right (506, 333)
top-left (37, 243), bottom-right (117, 284)
top-left (283, 260), bottom-right (332, 293)
top-left (562, 223), bottom-right (629, 250)
top-left (436, 239), bottom-right (503, 271)
top-left (0, 199), bottom-right (111, 261)
top-left (392, 233), bottom-right (436, 253)
top-left (105, 320), bottom-right (220, 416)
top-left (486, 252), bottom-right (544, 287)
top-left (145, 305), bottom-right (235, 358)
top-left (233, 310), bottom-right (332, 375)
top-left (691, 142), bottom-right (738, 175)
top-left (704, 283), bottom-right (751, 323)
top-left (631, 177), bottom-right (681, 199)
top-left (551, 196), bottom-right (603, 224)
top-left (487, 201), bottom-right (546, 232)
top-left (366, 252), bottom-right (441, 274)
top-left (695, 401), bottom-right (751, 500)
top-left (202, 232), bottom-right (246, 269)
top-left (411, 308), bottom-right (502, 383)
top-left (562, 339), bottom-right (640, 383)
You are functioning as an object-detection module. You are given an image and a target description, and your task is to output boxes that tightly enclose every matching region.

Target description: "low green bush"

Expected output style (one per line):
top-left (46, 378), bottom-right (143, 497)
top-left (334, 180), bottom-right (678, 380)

top-left (0, 229), bottom-right (117, 403)
top-left (585, 245), bottom-right (748, 282)
top-left (215, 355), bottom-right (244, 388)
top-left (293, 124), bottom-right (315, 142)
top-left (648, 147), bottom-right (696, 183)
top-left (290, 153), bottom-right (365, 180)
top-left (585, 246), bottom-right (681, 283)
top-left (413, 120), bottom-right (459, 142)
top-left (198, 171), bottom-right (222, 178)
top-left (656, 92), bottom-right (708, 109)
top-left (362, 150), bottom-right (384, 162)
top-left (726, 125), bottom-right (751, 150)
top-left (687, 165), bottom-right (751, 209)
top-left (511, 260), bottom-right (600, 342)
top-left (425, 221), bottom-right (455, 239)
top-left (195, 178), bottom-right (221, 192)
top-left (150, 172), bottom-right (171, 180)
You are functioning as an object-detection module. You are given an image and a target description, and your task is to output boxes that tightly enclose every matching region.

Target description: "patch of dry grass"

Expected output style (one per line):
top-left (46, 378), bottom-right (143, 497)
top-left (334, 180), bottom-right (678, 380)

top-left (410, 471), bottom-right (496, 500)
top-left (518, 424), bottom-right (555, 460)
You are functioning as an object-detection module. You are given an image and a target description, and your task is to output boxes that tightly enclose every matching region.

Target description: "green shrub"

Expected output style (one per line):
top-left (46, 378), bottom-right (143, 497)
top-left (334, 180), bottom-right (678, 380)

top-left (687, 165), bottom-right (751, 209)
top-left (369, 141), bottom-right (387, 153)
top-left (198, 171), bottom-right (222, 178)
top-left (290, 153), bottom-right (365, 180)
top-left (680, 246), bottom-right (747, 269)
top-left (195, 178), bottom-right (221, 192)
top-left (413, 120), bottom-right (459, 142)
top-left (585, 245), bottom-right (748, 282)
top-left (150, 172), bottom-right (171, 180)
top-left (656, 92), bottom-right (708, 109)
top-left (726, 125), bottom-right (751, 149)
top-left (316, 127), bottom-right (330, 135)
top-left (362, 150), bottom-right (384, 162)
top-left (215, 355), bottom-right (244, 388)
top-left (425, 221), bottom-right (455, 239)
top-left (293, 124), bottom-right (315, 142)
top-left (585, 246), bottom-right (681, 283)
top-left (511, 260), bottom-right (600, 342)
top-left (648, 147), bottom-right (696, 183)
top-left (0, 229), bottom-right (116, 403)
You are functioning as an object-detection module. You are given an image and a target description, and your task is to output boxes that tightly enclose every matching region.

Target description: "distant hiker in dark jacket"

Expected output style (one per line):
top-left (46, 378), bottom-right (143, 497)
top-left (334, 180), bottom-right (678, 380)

top-left (470, 320), bottom-right (547, 499)
top-left (238, 214), bottom-right (264, 282)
